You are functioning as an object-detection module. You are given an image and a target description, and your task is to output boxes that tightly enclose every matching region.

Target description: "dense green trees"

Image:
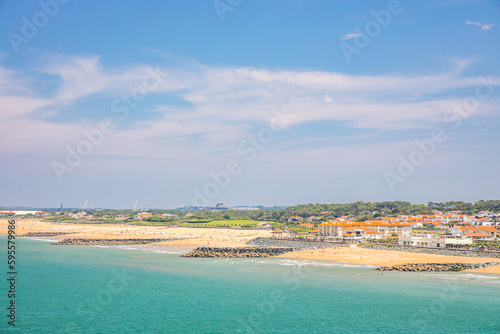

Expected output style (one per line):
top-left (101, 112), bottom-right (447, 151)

top-left (50, 200), bottom-right (498, 226)
top-left (427, 200), bottom-right (500, 214)
top-left (165, 200), bottom-right (500, 226)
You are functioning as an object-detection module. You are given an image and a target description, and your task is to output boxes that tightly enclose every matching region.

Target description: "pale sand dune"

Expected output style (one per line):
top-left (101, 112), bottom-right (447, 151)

top-left (2, 218), bottom-right (499, 274)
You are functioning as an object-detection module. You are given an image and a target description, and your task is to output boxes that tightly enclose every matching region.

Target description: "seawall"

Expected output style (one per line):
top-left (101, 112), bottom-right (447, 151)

top-left (22, 232), bottom-right (77, 237)
top-left (52, 238), bottom-right (180, 245)
top-left (377, 262), bottom-right (500, 272)
top-left (247, 237), bottom-right (333, 250)
top-left (181, 247), bottom-right (294, 258)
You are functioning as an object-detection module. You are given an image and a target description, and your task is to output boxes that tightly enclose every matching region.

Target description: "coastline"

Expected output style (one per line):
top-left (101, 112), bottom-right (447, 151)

top-left (0, 218), bottom-right (272, 247)
top-left (3, 218), bottom-right (500, 274)
top-left (278, 247), bottom-right (500, 274)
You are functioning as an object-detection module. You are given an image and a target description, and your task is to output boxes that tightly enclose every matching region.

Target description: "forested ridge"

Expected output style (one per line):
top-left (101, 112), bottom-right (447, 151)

top-left (16, 200), bottom-right (499, 225)
top-left (172, 200), bottom-right (500, 223)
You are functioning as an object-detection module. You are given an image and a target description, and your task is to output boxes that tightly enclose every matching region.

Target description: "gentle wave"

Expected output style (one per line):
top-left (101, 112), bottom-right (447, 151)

top-left (426, 273), bottom-right (500, 282)
top-left (20, 237), bottom-right (59, 242)
top-left (257, 258), bottom-right (376, 268)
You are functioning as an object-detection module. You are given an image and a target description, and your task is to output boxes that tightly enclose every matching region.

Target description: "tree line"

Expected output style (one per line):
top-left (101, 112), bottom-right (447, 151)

top-left (32, 200), bottom-right (500, 225)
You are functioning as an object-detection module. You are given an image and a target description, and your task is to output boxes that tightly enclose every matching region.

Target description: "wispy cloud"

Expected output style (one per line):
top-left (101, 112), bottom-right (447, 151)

top-left (340, 32), bottom-right (362, 41)
top-left (465, 20), bottom-right (495, 31)
top-left (43, 55), bottom-right (110, 104)
top-left (1, 54), bottom-right (499, 162)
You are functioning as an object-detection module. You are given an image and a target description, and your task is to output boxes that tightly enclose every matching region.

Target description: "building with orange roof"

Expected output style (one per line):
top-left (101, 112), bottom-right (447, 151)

top-left (318, 220), bottom-right (411, 239)
top-left (135, 212), bottom-right (153, 220)
top-left (475, 226), bottom-right (498, 238)
top-left (0, 211), bottom-right (15, 216)
top-left (35, 211), bottom-right (50, 216)
top-left (257, 222), bottom-right (272, 229)
top-left (271, 229), bottom-right (284, 237)
top-left (364, 230), bottom-right (382, 240)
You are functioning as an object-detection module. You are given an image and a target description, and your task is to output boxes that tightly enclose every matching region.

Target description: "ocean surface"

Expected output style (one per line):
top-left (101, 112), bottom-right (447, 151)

top-left (1, 236), bottom-right (499, 333)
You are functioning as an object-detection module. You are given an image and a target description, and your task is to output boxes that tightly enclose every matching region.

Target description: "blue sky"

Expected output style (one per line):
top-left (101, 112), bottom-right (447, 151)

top-left (0, 0), bottom-right (499, 209)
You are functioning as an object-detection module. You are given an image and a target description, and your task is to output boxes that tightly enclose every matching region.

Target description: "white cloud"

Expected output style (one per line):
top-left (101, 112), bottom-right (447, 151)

top-left (41, 109), bottom-right (58, 118)
top-left (324, 94), bottom-right (333, 103)
top-left (0, 96), bottom-right (52, 122)
top-left (466, 20), bottom-right (495, 31)
top-left (43, 55), bottom-right (110, 104)
top-left (340, 32), bottom-right (363, 41)
top-left (1, 54), bottom-right (499, 163)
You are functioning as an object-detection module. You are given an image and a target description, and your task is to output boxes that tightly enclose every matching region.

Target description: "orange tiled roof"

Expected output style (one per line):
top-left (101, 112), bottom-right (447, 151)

top-left (318, 221), bottom-right (353, 227)
top-left (476, 226), bottom-right (497, 232)
top-left (319, 220), bottom-right (411, 227)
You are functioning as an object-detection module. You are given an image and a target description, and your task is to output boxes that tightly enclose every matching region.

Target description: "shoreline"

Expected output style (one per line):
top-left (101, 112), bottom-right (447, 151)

top-left (13, 235), bottom-right (197, 254)
top-left (277, 247), bottom-right (500, 274)
top-left (2, 219), bottom-right (500, 274)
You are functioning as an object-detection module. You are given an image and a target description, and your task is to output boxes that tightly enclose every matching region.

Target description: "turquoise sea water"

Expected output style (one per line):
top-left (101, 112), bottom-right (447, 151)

top-left (1, 236), bottom-right (499, 334)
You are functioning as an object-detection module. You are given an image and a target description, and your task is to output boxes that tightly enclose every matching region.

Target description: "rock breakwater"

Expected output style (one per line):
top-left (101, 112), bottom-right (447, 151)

top-left (52, 238), bottom-right (180, 245)
top-left (181, 247), bottom-right (294, 258)
top-left (362, 244), bottom-right (500, 259)
top-left (247, 238), bottom-right (333, 250)
top-left (376, 262), bottom-right (500, 272)
top-left (22, 232), bottom-right (77, 237)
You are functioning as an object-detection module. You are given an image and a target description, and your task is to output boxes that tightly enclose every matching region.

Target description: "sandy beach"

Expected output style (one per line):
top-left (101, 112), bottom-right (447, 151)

top-left (0, 218), bottom-right (272, 247)
top-left (277, 246), bottom-right (500, 274)
top-left (2, 218), bottom-right (499, 274)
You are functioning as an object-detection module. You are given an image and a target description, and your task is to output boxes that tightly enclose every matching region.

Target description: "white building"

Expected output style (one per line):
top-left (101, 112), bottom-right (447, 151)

top-left (399, 233), bottom-right (473, 248)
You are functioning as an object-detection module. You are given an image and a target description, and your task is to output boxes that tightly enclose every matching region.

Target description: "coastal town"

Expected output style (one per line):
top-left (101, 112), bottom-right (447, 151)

top-left (1, 202), bottom-right (499, 251)
top-left (315, 211), bottom-right (499, 248)
top-left (1, 200), bottom-right (500, 276)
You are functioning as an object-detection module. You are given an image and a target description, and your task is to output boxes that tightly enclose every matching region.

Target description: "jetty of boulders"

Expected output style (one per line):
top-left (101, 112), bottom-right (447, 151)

top-left (376, 262), bottom-right (500, 272)
top-left (181, 247), bottom-right (294, 258)
top-left (51, 238), bottom-right (180, 245)
top-left (22, 232), bottom-right (78, 237)
top-left (246, 237), bottom-right (332, 250)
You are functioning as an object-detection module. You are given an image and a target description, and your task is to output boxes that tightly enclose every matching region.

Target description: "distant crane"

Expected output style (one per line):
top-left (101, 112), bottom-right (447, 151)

top-left (247, 202), bottom-right (252, 211)
top-left (58, 203), bottom-right (63, 211)
top-left (79, 198), bottom-right (89, 216)
top-left (133, 199), bottom-right (139, 211)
